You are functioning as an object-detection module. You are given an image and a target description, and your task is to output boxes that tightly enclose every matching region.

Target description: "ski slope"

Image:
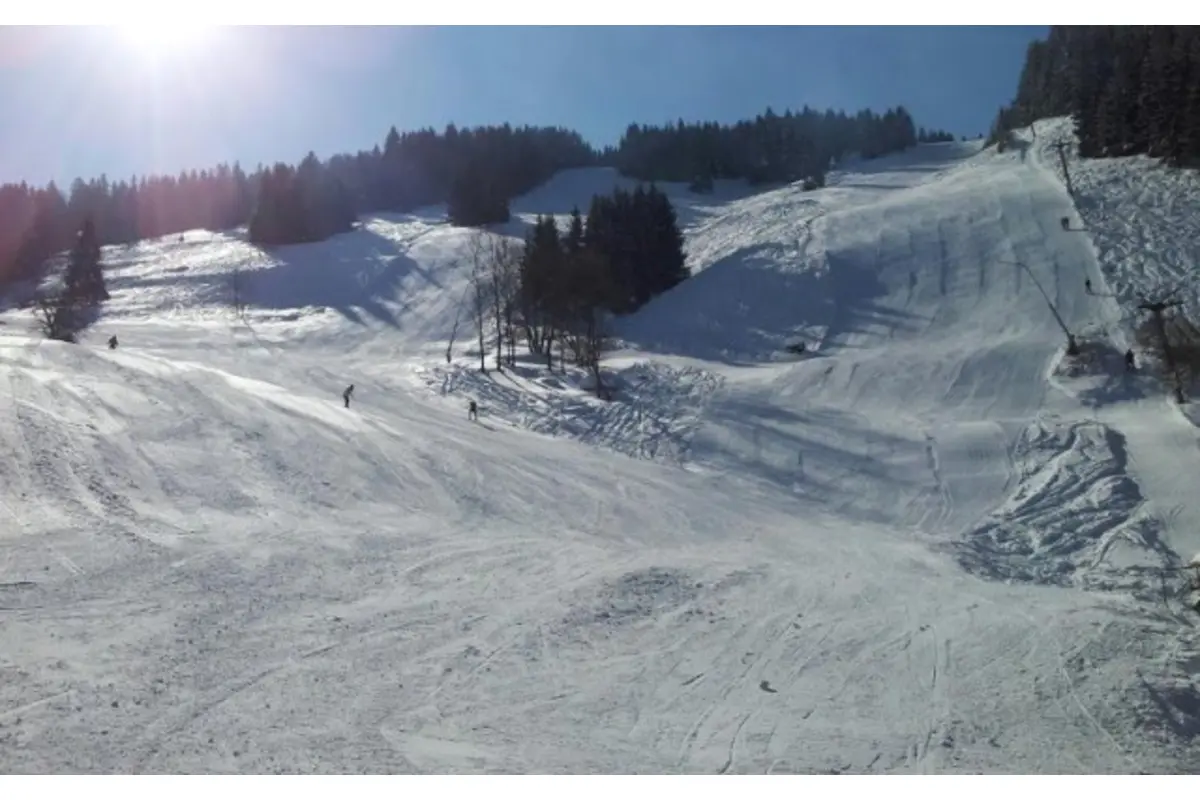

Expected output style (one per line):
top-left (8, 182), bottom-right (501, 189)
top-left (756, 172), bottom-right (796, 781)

top-left (3, 123), bottom-right (1200, 773)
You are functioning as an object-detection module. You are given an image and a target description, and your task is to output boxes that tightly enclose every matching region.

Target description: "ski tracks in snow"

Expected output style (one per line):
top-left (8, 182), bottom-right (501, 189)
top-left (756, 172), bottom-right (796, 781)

top-left (952, 415), bottom-right (1170, 592)
top-left (418, 358), bottom-right (724, 466)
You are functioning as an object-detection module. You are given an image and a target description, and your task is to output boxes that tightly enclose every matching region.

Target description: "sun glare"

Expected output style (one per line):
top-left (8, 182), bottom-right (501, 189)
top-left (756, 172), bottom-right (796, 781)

top-left (114, 23), bottom-right (214, 60)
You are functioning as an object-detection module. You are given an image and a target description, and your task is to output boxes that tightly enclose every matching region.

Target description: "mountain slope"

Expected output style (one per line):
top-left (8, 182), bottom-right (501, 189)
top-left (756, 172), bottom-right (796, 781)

top-left (3, 130), bottom-right (1200, 773)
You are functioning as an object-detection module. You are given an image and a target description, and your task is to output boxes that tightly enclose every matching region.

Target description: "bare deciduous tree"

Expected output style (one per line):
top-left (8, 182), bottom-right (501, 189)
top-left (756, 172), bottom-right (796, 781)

top-left (31, 291), bottom-right (78, 343)
top-left (446, 286), bottom-right (470, 364)
top-left (467, 231), bottom-right (491, 373)
top-left (1170, 315), bottom-right (1200, 389)
top-left (556, 248), bottom-right (615, 397)
top-left (579, 254), bottom-right (615, 398)
top-left (486, 234), bottom-right (522, 371)
top-left (1135, 292), bottom-right (1200, 403)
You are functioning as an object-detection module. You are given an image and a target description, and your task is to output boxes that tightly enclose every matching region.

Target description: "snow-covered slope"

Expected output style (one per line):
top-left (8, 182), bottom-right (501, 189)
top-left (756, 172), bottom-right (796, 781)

top-left (3, 132), bottom-right (1200, 774)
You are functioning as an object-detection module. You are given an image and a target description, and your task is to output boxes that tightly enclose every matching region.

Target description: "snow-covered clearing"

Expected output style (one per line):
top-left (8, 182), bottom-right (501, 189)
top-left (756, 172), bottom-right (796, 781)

top-left (4, 127), bottom-right (1200, 773)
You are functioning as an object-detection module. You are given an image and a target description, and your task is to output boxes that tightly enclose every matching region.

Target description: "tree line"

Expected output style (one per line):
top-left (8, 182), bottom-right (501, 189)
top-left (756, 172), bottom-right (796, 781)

top-left (992, 26), bottom-right (1200, 165)
top-left (0, 166), bottom-right (256, 287)
top-left (1, 101), bottom-right (944, 289)
top-left (248, 154), bottom-right (358, 245)
top-left (918, 128), bottom-right (958, 144)
top-left (0, 124), bottom-right (598, 286)
top-left (610, 105), bottom-right (920, 190)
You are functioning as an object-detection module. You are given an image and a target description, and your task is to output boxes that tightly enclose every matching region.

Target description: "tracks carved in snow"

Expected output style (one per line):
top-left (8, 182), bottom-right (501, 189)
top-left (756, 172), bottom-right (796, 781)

top-left (952, 416), bottom-right (1171, 594)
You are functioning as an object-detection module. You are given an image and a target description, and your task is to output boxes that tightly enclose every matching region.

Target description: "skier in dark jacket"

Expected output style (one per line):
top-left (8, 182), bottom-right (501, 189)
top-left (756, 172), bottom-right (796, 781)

top-left (467, 399), bottom-right (478, 421)
top-left (1085, 279), bottom-right (1092, 294)
top-left (1125, 349), bottom-right (1136, 371)
top-left (343, 384), bottom-right (354, 408)
top-left (108, 335), bottom-right (118, 350)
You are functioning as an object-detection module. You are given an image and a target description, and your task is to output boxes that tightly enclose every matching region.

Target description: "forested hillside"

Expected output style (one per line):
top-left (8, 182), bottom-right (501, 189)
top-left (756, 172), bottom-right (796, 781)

top-left (0, 95), bottom-right (935, 287)
top-left (993, 26), bottom-right (1200, 165)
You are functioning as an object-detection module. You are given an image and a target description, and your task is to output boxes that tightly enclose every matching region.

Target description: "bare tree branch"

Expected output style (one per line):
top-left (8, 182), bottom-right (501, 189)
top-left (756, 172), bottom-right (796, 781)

top-left (467, 231), bottom-right (491, 373)
top-left (30, 291), bottom-right (78, 343)
top-left (486, 234), bottom-right (522, 371)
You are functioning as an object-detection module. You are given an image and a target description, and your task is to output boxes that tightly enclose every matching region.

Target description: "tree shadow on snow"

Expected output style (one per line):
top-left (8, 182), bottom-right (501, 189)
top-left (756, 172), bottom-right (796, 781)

top-left (242, 227), bottom-right (443, 328)
top-left (1138, 673), bottom-right (1200, 742)
top-left (1056, 338), bottom-right (1159, 407)
top-left (696, 396), bottom-right (924, 524)
top-left (105, 269), bottom-right (236, 308)
top-left (830, 142), bottom-right (978, 179)
top-left (618, 246), bottom-right (924, 366)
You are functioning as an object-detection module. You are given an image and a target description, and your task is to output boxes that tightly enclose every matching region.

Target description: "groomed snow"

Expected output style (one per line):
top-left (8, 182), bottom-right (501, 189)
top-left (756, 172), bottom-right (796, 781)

top-left (3, 123), bottom-right (1200, 773)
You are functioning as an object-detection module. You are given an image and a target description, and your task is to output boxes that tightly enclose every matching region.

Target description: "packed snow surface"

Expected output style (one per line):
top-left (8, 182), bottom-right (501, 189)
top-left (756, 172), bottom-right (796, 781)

top-left (4, 119), bottom-right (1200, 773)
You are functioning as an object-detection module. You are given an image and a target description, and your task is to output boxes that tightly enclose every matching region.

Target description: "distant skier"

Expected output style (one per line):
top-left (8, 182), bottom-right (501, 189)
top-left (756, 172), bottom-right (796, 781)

top-left (107, 335), bottom-right (118, 350)
top-left (1061, 216), bottom-right (1070, 231)
top-left (467, 399), bottom-right (478, 422)
top-left (1085, 279), bottom-right (1092, 294)
top-left (343, 384), bottom-right (354, 409)
top-left (1125, 348), bottom-right (1136, 372)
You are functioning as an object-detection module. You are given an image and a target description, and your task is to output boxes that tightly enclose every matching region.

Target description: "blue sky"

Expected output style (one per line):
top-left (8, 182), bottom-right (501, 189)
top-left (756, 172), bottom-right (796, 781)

top-left (0, 26), bottom-right (1047, 188)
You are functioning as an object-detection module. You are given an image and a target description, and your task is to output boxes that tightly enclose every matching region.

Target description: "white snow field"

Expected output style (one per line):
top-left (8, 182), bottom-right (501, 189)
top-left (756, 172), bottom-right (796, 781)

top-left (4, 121), bottom-right (1200, 774)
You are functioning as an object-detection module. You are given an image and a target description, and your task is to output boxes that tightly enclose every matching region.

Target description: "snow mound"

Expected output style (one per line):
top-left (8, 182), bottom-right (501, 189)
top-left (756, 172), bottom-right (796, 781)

top-left (953, 416), bottom-right (1174, 595)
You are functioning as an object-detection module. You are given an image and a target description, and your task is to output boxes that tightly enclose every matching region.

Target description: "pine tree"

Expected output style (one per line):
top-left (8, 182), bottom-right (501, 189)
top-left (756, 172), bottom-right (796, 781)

top-left (517, 215), bottom-right (563, 357)
top-left (647, 187), bottom-right (688, 298)
top-left (1071, 28), bottom-right (1116, 159)
top-left (447, 160), bottom-right (511, 227)
top-left (573, 184), bottom-right (688, 316)
top-left (64, 217), bottom-right (107, 304)
top-left (1178, 31), bottom-right (1200, 164)
top-left (1095, 76), bottom-right (1125, 156)
top-left (565, 207), bottom-right (584, 255)
top-left (995, 26), bottom-right (1200, 167)
top-left (248, 165), bottom-right (297, 245)
top-left (293, 152), bottom-right (357, 241)
top-left (1138, 27), bottom-right (1178, 158)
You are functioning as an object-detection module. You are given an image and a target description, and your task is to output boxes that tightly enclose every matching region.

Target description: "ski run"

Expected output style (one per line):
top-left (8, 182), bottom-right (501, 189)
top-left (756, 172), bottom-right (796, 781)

top-left (4, 116), bottom-right (1200, 774)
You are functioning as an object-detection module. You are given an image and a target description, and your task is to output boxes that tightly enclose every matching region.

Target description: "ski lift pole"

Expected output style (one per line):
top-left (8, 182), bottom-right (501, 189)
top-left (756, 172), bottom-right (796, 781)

top-left (1002, 259), bottom-right (1076, 353)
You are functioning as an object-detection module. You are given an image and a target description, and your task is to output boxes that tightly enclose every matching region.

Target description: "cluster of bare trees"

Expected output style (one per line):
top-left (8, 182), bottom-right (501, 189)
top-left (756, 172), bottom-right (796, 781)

top-left (464, 231), bottom-right (522, 374)
top-left (445, 231), bottom-right (522, 373)
top-left (449, 226), bottom-right (614, 398)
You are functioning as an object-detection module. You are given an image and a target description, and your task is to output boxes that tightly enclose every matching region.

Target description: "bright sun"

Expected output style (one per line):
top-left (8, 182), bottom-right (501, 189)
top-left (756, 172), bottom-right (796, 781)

top-left (114, 23), bottom-right (214, 59)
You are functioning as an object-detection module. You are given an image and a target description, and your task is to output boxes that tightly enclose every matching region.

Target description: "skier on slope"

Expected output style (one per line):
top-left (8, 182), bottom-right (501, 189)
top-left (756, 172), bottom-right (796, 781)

top-left (1125, 349), bottom-right (1136, 372)
top-left (1085, 279), bottom-right (1092, 294)
top-left (108, 335), bottom-right (118, 350)
top-left (467, 399), bottom-right (478, 422)
top-left (343, 384), bottom-right (355, 409)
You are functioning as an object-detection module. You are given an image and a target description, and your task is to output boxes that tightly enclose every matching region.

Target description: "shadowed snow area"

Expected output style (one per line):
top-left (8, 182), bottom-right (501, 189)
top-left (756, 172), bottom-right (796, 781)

top-left (4, 124), bottom-right (1200, 773)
